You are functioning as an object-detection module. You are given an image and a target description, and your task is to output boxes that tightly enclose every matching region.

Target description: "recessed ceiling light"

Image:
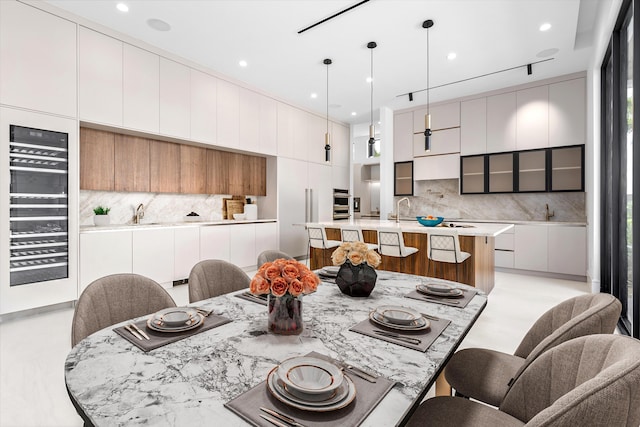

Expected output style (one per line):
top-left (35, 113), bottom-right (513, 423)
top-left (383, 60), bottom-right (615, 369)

top-left (366, 77), bottom-right (373, 83)
top-left (116, 3), bottom-right (129, 12)
top-left (310, 93), bottom-right (317, 99)
top-left (351, 112), bottom-right (357, 116)
top-left (147, 18), bottom-right (171, 31)
top-left (239, 60), bottom-right (248, 67)
top-left (539, 23), bottom-right (551, 32)
top-left (447, 52), bottom-right (457, 60)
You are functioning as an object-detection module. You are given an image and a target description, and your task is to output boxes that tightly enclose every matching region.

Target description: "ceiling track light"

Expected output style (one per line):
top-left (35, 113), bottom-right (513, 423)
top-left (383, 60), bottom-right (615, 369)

top-left (324, 58), bottom-right (332, 163)
top-left (367, 41), bottom-right (377, 159)
top-left (423, 19), bottom-right (434, 153)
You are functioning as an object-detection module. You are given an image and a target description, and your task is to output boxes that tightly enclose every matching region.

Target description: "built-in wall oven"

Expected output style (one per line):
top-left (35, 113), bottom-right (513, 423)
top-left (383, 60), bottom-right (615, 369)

top-left (9, 125), bottom-right (69, 286)
top-left (333, 188), bottom-right (350, 220)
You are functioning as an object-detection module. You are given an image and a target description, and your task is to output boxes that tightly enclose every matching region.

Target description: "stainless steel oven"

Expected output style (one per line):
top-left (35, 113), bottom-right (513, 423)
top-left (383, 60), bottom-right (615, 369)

top-left (333, 188), bottom-right (350, 220)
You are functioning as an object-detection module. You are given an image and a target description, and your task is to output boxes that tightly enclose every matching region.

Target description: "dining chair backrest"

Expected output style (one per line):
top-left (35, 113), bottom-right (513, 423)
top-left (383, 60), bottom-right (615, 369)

top-left (188, 259), bottom-right (250, 303)
top-left (501, 334), bottom-right (640, 426)
top-left (71, 273), bottom-right (176, 347)
top-left (377, 228), bottom-right (417, 257)
top-left (427, 228), bottom-right (465, 264)
top-left (257, 250), bottom-right (293, 269)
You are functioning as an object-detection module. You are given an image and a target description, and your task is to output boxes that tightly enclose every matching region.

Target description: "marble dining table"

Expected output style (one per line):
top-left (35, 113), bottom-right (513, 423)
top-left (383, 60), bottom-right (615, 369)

top-left (65, 271), bottom-right (487, 427)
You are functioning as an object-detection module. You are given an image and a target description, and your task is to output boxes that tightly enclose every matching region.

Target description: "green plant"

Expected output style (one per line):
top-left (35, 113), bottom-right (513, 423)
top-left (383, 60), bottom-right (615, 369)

top-left (93, 206), bottom-right (110, 215)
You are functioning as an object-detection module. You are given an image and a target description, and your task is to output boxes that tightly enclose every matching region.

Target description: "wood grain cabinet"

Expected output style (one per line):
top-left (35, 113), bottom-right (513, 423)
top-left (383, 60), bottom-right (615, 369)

top-left (80, 128), bottom-right (115, 191)
top-left (206, 150), bottom-right (230, 195)
top-left (180, 145), bottom-right (207, 194)
top-left (114, 134), bottom-right (150, 192)
top-left (150, 140), bottom-right (180, 193)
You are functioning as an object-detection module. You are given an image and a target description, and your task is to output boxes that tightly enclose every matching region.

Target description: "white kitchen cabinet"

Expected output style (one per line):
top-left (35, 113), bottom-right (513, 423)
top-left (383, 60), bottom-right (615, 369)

top-left (239, 88), bottom-right (261, 153)
top-left (190, 69), bottom-right (217, 145)
top-left (259, 96), bottom-right (278, 155)
top-left (80, 231), bottom-right (133, 293)
top-left (255, 222), bottom-right (278, 265)
top-left (412, 102), bottom-right (460, 133)
top-left (460, 98), bottom-right (487, 155)
top-left (123, 44), bottom-right (160, 133)
top-left (292, 109), bottom-right (309, 161)
top-left (174, 227), bottom-right (200, 281)
top-left (331, 122), bottom-right (350, 167)
top-left (517, 85), bottom-right (549, 150)
top-left (332, 165), bottom-right (350, 191)
top-left (160, 58), bottom-right (190, 139)
top-left (278, 157), bottom-right (308, 258)
top-left (308, 162), bottom-right (334, 222)
top-left (132, 228), bottom-right (174, 286)
top-left (200, 225), bottom-right (230, 261)
top-left (0, 1), bottom-right (77, 118)
top-left (494, 227), bottom-right (514, 268)
top-left (216, 80), bottom-right (240, 149)
top-left (79, 27), bottom-right (123, 126)
top-left (548, 225), bottom-right (587, 276)
top-left (413, 154), bottom-right (460, 181)
top-left (393, 112), bottom-right (413, 162)
top-left (229, 224), bottom-right (256, 268)
top-left (413, 128), bottom-right (460, 157)
top-left (486, 92), bottom-right (517, 153)
top-left (549, 78), bottom-right (586, 147)
top-left (277, 102), bottom-right (295, 158)
top-left (308, 113), bottom-right (327, 164)
top-left (514, 225), bottom-right (548, 271)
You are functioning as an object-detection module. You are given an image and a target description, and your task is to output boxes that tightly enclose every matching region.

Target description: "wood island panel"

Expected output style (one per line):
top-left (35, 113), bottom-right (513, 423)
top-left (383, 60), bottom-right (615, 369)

top-left (114, 134), bottom-right (150, 192)
top-left (180, 145), bottom-right (207, 194)
top-left (80, 128), bottom-right (115, 191)
top-left (150, 140), bottom-right (180, 193)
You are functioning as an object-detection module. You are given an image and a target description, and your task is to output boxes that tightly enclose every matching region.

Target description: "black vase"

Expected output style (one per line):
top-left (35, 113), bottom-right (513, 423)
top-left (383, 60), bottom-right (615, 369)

top-left (335, 261), bottom-right (377, 297)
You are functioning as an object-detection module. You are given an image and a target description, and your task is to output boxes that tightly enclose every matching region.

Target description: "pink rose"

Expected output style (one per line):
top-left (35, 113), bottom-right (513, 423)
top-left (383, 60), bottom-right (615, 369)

top-left (271, 276), bottom-right (289, 297)
top-left (288, 279), bottom-right (304, 297)
top-left (301, 273), bottom-right (319, 294)
top-left (282, 264), bottom-right (300, 283)
top-left (264, 265), bottom-right (281, 282)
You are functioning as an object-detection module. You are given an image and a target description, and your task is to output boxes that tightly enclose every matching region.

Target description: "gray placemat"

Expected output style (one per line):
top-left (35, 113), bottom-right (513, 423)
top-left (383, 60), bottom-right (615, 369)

top-left (235, 292), bottom-right (268, 305)
top-left (225, 351), bottom-right (396, 427)
top-left (404, 288), bottom-right (477, 308)
top-left (349, 315), bottom-right (451, 352)
top-left (113, 314), bottom-right (232, 352)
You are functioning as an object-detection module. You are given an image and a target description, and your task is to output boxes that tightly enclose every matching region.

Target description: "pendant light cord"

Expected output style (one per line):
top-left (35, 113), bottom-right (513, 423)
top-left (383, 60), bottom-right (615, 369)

top-left (370, 46), bottom-right (374, 129)
top-left (426, 25), bottom-right (430, 117)
top-left (326, 61), bottom-right (330, 134)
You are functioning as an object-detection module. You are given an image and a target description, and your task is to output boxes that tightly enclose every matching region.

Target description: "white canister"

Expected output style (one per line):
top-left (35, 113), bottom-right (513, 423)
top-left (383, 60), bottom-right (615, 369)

top-left (244, 204), bottom-right (258, 220)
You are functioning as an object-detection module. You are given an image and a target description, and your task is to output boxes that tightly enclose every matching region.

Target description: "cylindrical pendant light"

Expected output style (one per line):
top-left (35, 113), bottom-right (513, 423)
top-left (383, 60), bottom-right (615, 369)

top-left (423, 19), bottom-right (434, 152)
top-left (367, 41), bottom-right (377, 158)
top-left (324, 58), bottom-right (332, 163)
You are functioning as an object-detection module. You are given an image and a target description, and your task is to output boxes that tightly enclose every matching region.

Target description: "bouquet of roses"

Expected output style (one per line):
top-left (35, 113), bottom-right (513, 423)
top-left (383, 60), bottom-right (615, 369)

top-left (250, 258), bottom-right (321, 297)
top-left (331, 241), bottom-right (381, 268)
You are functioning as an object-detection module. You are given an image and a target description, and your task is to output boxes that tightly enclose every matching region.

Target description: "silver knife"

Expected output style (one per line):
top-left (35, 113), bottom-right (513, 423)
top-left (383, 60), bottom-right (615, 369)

top-left (340, 363), bottom-right (378, 383)
top-left (130, 323), bottom-right (150, 340)
top-left (421, 296), bottom-right (460, 304)
top-left (124, 324), bottom-right (143, 340)
top-left (374, 330), bottom-right (422, 345)
top-left (260, 407), bottom-right (307, 427)
top-left (259, 414), bottom-right (289, 427)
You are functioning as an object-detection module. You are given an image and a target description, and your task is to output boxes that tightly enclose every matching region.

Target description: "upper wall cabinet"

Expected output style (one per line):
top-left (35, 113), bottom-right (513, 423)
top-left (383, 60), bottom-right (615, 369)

top-left (307, 113), bottom-right (327, 165)
top-left (190, 69), bottom-right (217, 145)
top-left (216, 80), bottom-right (240, 149)
top-left (258, 96), bottom-right (277, 155)
top-left (123, 44), bottom-right (160, 133)
top-left (486, 92), bottom-right (517, 153)
top-left (331, 122), bottom-right (350, 168)
top-left (414, 154), bottom-right (460, 181)
top-left (412, 102), bottom-right (460, 133)
top-left (79, 27), bottom-right (123, 126)
top-left (413, 128), bottom-right (460, 157)
top-left (277, 102), bottom-right (295, 158)
top-left (239, 88), bottom-right (261, 153)
top-left (80, 128), bottom-right (115, 191)
top-left (292, 109), bottom-right (309, 161)
top-left (516, 85), bottom-right (549, 150)
top-left (149, 140), bottom-right (180, 193)
top-left (160, 58), bottom-right (190, 139)
top-left (114, 134), bottom-right (150, 192)
top-left (549, 78), bottom-right (586, 147)
top-left (180, 145), bottom-right (207, 194)
top-left (0, 1), bottom-right (77, 117)
top-left (460, 98), bottom-right (487, 155)
top-left (393, 112), bottom-right (413, 162)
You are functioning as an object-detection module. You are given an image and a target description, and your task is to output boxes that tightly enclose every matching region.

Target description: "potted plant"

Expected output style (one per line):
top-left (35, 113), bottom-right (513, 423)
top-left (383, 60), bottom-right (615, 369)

top-left (93, 206), bottom-right (111, 226)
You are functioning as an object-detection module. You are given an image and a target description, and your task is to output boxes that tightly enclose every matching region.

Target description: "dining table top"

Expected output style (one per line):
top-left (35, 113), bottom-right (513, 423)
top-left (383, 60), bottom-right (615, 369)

top-left (65, 270), bottom-right (487, 427)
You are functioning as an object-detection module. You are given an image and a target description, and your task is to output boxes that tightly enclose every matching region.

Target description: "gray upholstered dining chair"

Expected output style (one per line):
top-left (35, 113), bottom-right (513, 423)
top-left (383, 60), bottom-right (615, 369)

top-left (188, 259), bottom-right (250, 303)
top-left (427, 228), bottom-right (471, 282)
top-left (340, 225), bottom-right (378, 251)
top-left (256, 249), bottom-right (293, 269)
top-left (444, 293), bottom-right (621, 407)
top-left (71, 273), bottom-right (176, 347)
top-left (406, 334), bottom-right (640, 427)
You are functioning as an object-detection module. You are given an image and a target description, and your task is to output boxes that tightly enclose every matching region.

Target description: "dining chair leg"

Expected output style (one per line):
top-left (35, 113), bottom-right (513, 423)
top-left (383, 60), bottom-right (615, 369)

top-left (435, 372), bottom-right (452, 396)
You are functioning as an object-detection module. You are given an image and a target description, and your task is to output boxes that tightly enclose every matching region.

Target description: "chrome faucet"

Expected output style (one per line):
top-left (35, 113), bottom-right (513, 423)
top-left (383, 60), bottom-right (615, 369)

top-left (396, 197), bottom-right (410, 223)
top-left (134, 203), bottom-right (145, 224)
top-left (545, 203), bottom-right (555, 222)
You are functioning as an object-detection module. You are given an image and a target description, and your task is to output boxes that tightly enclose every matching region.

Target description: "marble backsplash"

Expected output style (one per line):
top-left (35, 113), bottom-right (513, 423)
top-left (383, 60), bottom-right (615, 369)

top-left (80, 191), bottom-right (242, 226)
top-left (395, 179), bottom-right (586, 223)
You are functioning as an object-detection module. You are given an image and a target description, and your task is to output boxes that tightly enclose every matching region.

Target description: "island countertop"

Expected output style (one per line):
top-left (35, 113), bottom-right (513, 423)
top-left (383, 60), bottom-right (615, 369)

top-left (308, 219), bottom-right (514, 237)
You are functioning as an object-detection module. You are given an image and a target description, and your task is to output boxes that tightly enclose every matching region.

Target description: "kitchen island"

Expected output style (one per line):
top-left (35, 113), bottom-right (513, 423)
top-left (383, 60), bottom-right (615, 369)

top-left (307, 219), bottom-right (514, 294)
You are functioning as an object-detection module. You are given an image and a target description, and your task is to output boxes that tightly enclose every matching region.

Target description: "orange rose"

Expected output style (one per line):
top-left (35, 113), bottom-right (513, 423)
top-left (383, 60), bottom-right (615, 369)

top-left (257, 261), bottom-right (271, 278)
top-left (365, 250), bottom-right (381, 268)
top-left (273, 258), bottom-right (288, 270)
top-left (348, 251), bottom-right (364, 266)
top-left (301, 272), bottom-right (319, 294)
top-left (288, 278), bottom-right (304, 297)
top-left (264, 264), bottom-right (281, 281)
top-left (331, 247), bottom-right (347, 265)
top-left (270, 276), bottom-right (289, 297)
top-left (282, 264), bottom-right (300, 283)
top-left (250, 275), bottom-right (271, 295)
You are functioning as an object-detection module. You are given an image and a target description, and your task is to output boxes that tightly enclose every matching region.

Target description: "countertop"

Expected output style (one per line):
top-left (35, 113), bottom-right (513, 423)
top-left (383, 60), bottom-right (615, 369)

top-left (310, 219), bottom-right (514, 237)
top-left (80, 218), bottom-right (277, 233)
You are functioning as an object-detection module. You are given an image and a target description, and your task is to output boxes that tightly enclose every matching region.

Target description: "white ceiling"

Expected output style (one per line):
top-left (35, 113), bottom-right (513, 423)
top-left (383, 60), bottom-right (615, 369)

top-left (44, 0), bottom-right (598, 125)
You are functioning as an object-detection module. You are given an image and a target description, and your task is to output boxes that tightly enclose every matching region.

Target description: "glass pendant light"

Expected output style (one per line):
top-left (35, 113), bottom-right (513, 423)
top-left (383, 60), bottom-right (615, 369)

top-left (423, 19), bottom-right (434, 152)
top-left (367, 41), bottom-right (377, 158)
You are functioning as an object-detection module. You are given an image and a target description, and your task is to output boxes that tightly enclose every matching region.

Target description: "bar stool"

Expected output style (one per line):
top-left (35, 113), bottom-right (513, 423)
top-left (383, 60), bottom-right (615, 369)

top-left (340, 225), bottom-right (378, 251)
top-left (307, 225), bottom-right (341, 268)
top-left (377, 228), bottom-right (419, 271)
top-left (427, 228), bottom-right (470, 282)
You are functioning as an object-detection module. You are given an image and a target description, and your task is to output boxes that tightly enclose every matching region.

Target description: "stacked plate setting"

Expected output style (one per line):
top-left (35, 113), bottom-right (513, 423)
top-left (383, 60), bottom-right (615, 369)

top-left (267, 356), bottom-right (356, 412)
top-left (416, 282), bottom-right (464, 298)
top-left (318, 265), bottom-right (340, 278)
top-left (146, 307), bottom-right (204, 332)
top-left (369, 305), bottom-right (430, 331)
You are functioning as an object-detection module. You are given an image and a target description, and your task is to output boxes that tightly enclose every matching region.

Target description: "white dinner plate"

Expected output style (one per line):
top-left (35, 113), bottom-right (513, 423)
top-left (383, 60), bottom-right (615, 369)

top-left (267, 367), bottom-right (356, 411)
top-left (376, 305), bottom-right (422, 325)
top-left (277, 356), bottom-right (343, 395)
top-left (147, 308), bottom-right (204, 332)
top-left (319, 266), bottom-right (340, 276)
top-left (369, 310), bottom-right (430, 331)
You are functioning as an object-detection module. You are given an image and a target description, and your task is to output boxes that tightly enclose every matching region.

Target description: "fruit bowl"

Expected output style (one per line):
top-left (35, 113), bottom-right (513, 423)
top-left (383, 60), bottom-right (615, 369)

top-left (416, 216), bottom-right (444, 227)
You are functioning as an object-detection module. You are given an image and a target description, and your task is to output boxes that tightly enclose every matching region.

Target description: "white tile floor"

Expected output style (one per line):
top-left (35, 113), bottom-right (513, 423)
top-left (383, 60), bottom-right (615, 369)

top-left (0, 271), bottom-right (589, 427)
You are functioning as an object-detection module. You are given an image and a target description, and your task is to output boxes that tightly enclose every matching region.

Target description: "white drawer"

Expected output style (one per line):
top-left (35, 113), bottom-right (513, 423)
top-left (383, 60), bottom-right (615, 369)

top-left (495, 250), bottom-right (514, 268)
top-left (495, 233), bottom-right (514, 250)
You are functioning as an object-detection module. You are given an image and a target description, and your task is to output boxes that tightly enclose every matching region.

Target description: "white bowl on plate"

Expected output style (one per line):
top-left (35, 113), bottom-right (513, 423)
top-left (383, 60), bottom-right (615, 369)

top-left (233, 213), bottom-right (246, 220)
top-left (376, 305), bottom-right (422, 325)
top-left (277, 356), bottom-right (343, 396)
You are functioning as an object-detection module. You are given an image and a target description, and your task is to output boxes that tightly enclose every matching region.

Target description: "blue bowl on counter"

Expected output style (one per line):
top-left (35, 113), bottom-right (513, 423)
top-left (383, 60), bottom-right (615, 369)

top-left (416, 216), bottom-right (444, 227)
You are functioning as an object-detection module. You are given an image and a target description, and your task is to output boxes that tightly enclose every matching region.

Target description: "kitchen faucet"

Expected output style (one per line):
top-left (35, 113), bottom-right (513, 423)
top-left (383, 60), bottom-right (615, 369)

top-left (134, 203), bottom-right (145, 224)
top-left (396, 197), bottom-right (410, 223)
top-left (545, 203), bottom-right (555, 221)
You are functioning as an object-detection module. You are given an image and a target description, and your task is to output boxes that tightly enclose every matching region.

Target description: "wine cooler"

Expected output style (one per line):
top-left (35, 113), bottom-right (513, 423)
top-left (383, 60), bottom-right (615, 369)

top-left (9, 125), bottom-right (69, 286)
